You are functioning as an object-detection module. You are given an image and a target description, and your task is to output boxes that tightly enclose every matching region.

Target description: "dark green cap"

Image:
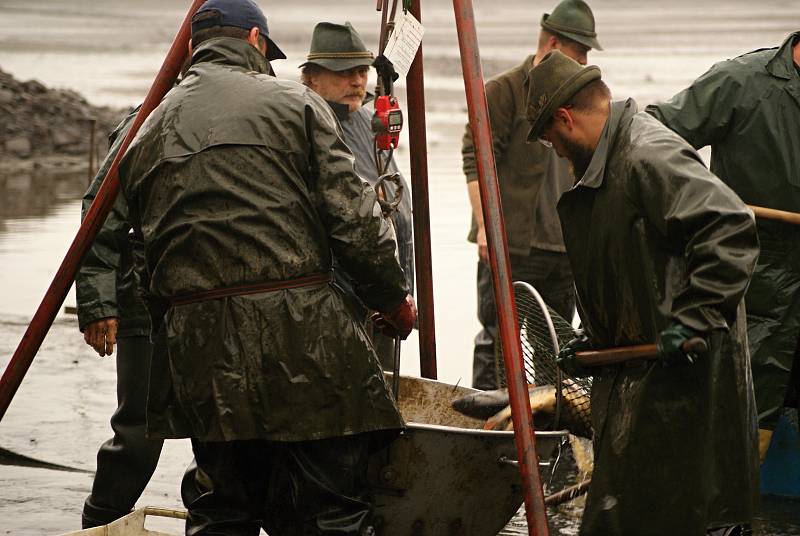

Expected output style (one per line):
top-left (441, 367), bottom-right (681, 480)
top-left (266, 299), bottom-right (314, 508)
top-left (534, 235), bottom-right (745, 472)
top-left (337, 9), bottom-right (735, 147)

top-left (541, 0), bottom-right (602, 51)
top-left (300, 22), bottom-right (374, 72)
top-left (525, 50), bottom-right (601, 141)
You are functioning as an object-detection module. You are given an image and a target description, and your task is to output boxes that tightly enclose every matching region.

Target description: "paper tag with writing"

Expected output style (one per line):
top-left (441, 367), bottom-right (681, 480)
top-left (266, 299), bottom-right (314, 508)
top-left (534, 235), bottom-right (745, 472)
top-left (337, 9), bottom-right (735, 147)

top-left (383, 11), bottom-right (425, 78)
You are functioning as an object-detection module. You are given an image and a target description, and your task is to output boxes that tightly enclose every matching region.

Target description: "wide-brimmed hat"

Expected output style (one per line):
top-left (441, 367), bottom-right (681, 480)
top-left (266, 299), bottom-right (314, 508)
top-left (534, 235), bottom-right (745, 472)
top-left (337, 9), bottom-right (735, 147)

top-left (300, 22), bottom-right (374, 72)
top-left (525, 50), bottom-right (601, 141)
top-left (191, 0), bottom-right (286, 61)
top-left (541, 0), bottom-right (602, 51)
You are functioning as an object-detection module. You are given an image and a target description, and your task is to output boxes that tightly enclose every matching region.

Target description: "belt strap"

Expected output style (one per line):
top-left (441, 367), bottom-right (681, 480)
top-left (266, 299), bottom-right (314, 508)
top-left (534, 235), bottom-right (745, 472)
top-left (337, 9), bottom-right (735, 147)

top-left (169, 272), bottom-right (331, 307)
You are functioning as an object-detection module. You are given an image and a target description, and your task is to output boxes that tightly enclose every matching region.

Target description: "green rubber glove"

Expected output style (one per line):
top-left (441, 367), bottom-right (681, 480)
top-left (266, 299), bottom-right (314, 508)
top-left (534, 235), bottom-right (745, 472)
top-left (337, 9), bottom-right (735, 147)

top-left (557, 335), bottom-right (594, 378)
top-left (657, 322), bottom-right (699, 366)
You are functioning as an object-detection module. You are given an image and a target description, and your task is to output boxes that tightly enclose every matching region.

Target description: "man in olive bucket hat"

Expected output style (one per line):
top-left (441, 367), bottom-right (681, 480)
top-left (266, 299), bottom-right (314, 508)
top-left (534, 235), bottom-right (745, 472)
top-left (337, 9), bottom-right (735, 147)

top-left (301, 22), bottom-right (415, 370)
top-left (462, 0), bottom-right (601, 391)
top-left (529, 50), bottom-right (759, 535)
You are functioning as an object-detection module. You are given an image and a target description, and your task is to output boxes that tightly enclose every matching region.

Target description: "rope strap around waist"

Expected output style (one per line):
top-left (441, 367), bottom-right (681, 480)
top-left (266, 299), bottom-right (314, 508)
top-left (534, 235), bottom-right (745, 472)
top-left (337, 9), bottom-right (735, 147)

top-left (169, 272), bottom-right (331, 307)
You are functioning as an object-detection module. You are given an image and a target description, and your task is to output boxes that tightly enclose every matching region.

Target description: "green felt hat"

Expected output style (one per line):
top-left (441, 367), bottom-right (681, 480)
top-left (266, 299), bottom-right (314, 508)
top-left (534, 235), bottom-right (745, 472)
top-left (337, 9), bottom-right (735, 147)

top-left (300, 22), bottom-right (374, 72)
top-left (541, 0), bottom-right (602, 51)
top-left (525, 50), bottom-right (602, 141)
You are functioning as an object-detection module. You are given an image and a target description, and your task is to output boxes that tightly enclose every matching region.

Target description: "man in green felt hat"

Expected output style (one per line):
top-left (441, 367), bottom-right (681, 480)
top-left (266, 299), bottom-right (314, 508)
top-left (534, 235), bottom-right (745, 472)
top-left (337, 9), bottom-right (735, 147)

top-left (528, 50), bottom-right (760, 535)
top-left (301, 22), bottom-right (416, 370)
top-left (300, 22), bottom-right (375, 112)
top-left (462, 0), bottom-right (601, 391)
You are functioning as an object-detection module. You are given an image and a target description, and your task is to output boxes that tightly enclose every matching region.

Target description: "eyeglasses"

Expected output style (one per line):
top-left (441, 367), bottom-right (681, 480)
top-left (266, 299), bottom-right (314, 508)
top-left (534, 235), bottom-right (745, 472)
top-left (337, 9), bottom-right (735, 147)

top-left (536, 107), bottom-right (570, 149)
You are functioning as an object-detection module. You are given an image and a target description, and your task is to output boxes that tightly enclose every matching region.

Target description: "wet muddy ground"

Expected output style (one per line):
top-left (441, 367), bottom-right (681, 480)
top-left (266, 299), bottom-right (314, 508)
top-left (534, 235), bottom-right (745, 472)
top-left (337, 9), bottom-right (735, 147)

top-left (1, 0), bottom-right (800, 534)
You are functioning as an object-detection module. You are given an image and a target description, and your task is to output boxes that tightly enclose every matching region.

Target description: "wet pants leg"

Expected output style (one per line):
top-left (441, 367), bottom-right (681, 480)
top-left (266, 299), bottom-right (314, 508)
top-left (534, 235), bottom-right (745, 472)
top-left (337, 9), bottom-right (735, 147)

top-left (82, 336), bottom-right (164, 528)
top-left (746, 229), bottom-right (800, 432)
top-left (473, 260), bottom-right (501, 390)
top-left (472, 249), bottom-right (576, 390)
top-left (185, 440), bottom-right (268, 536)
top-left (186, 433), bottom-right (380, 535)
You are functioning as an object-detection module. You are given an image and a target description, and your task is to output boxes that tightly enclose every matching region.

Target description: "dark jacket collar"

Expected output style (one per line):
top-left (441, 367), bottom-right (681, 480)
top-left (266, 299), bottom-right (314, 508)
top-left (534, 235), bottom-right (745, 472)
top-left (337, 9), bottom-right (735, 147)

top-left (191, 37), bottom-right (270, 75)
top-left (575, 98), bottom-right (636, 189)
top-left (326, 99), bottom-right (350, 121)
top-left (766, 31), bottom-right (800, 80)
top-left (325, 93), bottom-right (375, 122)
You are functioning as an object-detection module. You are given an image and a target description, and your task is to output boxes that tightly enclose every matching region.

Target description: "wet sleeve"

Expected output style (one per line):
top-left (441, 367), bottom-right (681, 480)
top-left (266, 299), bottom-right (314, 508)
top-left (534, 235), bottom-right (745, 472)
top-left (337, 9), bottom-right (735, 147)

top-left (644, 61), bottom-right (740, 149)
top-left (75, 112), bottom-right (136, 331)
top-left (462, 77), bottom-right (516, 182)
top-left (304, 94), bottom-right (408, 312)
top-left (632, 133), bottom-right (759, 332)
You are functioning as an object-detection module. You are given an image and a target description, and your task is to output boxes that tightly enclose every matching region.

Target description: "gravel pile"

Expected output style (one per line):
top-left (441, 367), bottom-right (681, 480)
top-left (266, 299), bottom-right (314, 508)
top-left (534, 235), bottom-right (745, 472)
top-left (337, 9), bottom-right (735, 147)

top-left (0, 67), bottom-right (121, 160)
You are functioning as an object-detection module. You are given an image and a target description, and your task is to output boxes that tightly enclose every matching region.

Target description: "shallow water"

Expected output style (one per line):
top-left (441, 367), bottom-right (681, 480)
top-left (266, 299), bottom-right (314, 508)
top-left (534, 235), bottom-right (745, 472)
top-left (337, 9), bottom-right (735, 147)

top-left (1, 0), bottom-right (799, 534)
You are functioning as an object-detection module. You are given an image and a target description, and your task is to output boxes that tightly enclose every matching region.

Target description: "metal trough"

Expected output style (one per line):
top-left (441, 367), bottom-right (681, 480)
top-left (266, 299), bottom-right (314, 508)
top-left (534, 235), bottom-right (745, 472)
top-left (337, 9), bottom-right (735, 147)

top-left (370, 374), bottom-right (567, 535)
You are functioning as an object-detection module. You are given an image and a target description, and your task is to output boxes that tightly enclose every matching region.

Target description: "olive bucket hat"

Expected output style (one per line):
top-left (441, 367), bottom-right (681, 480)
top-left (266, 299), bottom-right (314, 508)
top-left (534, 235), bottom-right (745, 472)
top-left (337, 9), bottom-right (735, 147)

top-left (300, 22), bottom-right (375, 72)
top-left (525, 50), bottom-right (601, 141)
top-left (541, 0), bottom-right (602, 51)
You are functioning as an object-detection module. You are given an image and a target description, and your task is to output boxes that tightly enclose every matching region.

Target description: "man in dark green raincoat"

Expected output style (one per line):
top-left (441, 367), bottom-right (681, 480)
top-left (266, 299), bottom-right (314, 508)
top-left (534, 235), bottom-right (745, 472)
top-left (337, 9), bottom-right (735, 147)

top-left (76, 108), bottom-right (170, 528)
top-left (527, 51), bottom-right (760, 535)
top-left (300, 21), bottom-right (415, 369)
top-left (119, 1), bottom-right (416, 533)
top-left (462, 0), bottom-right (602, 390)
top-left (646, 32), bottom-right (800, 460)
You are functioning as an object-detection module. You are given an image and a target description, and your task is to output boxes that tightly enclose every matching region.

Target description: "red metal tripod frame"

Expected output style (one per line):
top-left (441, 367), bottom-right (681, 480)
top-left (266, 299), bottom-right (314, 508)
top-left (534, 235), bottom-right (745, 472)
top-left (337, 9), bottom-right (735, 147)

top-left (451, 0), bottom-right (550, 534)
top-left (0, 0), bottom-right (206, 421)
top-left (406, 0), bottom-right (438, 380)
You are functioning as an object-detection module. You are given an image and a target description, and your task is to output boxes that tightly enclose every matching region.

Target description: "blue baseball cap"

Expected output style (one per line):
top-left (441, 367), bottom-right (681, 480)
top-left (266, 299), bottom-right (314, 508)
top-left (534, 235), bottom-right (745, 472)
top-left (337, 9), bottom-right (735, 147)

top-left (191, 0), bottom-right (286, 61)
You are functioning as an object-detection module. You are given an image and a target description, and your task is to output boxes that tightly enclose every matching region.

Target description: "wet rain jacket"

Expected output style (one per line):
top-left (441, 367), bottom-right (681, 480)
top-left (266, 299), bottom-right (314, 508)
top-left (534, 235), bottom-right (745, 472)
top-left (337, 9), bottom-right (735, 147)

top-left (557, 100), bottom-right (760, 535)
top-left (646, 32), bottom-right (800, 429)
top-left (326, 99), bottom-right (414, 311)
top-left (119, 37), bottom-right (407, 442)
top-left (462, 56), bottom-right (573, 255)
top-left (76, 108), bottom-right (150, 337)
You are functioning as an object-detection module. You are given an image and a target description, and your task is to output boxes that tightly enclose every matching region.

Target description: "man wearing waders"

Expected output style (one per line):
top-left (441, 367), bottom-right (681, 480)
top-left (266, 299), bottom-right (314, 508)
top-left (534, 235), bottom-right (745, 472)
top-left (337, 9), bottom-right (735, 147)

top-left (300, 21), bottom-right (415, 370)
top-left (647, 31), bottom-right (800, 462)
top-left (76, 108), bottom-right (176, 528)
top-left (462, 0), bottom-right (602, 390)
top-left (119, 0), bottom-right (416, 533)
top-left (529, 51), bottom-right (759, 535)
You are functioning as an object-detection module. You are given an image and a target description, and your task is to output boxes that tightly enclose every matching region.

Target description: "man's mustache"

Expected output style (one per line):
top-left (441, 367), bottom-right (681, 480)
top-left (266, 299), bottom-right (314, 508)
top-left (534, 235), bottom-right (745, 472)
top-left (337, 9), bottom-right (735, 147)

top-left (346, 90), bottom-right (366, 99)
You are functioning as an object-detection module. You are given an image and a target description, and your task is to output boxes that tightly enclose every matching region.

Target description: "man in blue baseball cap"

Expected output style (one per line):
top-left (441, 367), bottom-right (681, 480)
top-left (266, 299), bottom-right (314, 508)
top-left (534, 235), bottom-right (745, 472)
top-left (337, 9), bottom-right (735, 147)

top-left (118, 0), bottom-right (416, 534)
top-left (190, 0), bottom-right (286, 61)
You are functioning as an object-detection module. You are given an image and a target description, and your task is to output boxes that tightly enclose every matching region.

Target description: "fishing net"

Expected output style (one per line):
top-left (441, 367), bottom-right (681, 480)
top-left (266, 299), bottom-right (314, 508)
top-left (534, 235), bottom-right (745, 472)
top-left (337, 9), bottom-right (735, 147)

top-left (496, 282), bottom-right (593, 436)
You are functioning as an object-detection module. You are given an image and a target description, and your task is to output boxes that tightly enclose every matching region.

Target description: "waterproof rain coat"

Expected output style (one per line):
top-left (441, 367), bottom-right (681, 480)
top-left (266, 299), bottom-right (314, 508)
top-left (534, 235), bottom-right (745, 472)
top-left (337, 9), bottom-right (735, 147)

top-left (557, 100), bottom-right (760, 535)
top-left (120, 38), bottom-right (407, 442)
top-left (646, 32), bottom-right (800, 429)
top-left (76, 108), bottom-right (150, 337)
top-left (330, 100), bottom-right (414, 293)
top-left (326, 99), bottom-right (415, 368)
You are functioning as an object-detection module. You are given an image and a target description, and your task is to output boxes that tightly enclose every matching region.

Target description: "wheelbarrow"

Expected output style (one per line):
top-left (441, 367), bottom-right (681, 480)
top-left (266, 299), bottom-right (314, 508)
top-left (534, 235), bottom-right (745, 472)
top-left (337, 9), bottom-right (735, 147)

top-left (370, 374), bottom-right (567, 535)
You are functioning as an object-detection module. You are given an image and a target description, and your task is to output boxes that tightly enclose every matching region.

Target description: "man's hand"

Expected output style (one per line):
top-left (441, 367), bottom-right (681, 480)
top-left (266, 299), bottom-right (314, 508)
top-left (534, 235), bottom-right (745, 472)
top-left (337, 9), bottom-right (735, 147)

top-left (84, 317), bottom-right (119, 357)
top-left (476, 225), bottom-right (489, 265)
top-left (657, 322), bottom-right (704, 366)
top-left (557, 335), bottom-right (594, 378)
top-left (371, 294), bottom-right (417, 340)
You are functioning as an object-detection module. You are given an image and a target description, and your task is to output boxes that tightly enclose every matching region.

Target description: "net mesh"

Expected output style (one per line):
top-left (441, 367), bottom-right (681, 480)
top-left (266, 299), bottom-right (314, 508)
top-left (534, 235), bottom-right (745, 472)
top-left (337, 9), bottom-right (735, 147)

top-left (496, 282), bottom-right (593, 436)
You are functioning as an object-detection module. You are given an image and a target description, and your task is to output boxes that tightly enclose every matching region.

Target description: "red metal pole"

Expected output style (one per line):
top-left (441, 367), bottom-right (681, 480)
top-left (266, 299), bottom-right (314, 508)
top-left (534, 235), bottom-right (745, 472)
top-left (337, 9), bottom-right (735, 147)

top-left (0, 0), bottom-right (205, 421)
top-left (406, 0), bottom-right (437, 379)
top-left (451, 0), bottom-right (549, 534)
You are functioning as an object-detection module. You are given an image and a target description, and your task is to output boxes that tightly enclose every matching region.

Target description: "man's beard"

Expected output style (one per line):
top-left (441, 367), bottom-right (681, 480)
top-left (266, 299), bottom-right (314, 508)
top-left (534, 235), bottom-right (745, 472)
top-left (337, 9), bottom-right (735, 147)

top-left (553, 131), bottom-right (595, 182)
